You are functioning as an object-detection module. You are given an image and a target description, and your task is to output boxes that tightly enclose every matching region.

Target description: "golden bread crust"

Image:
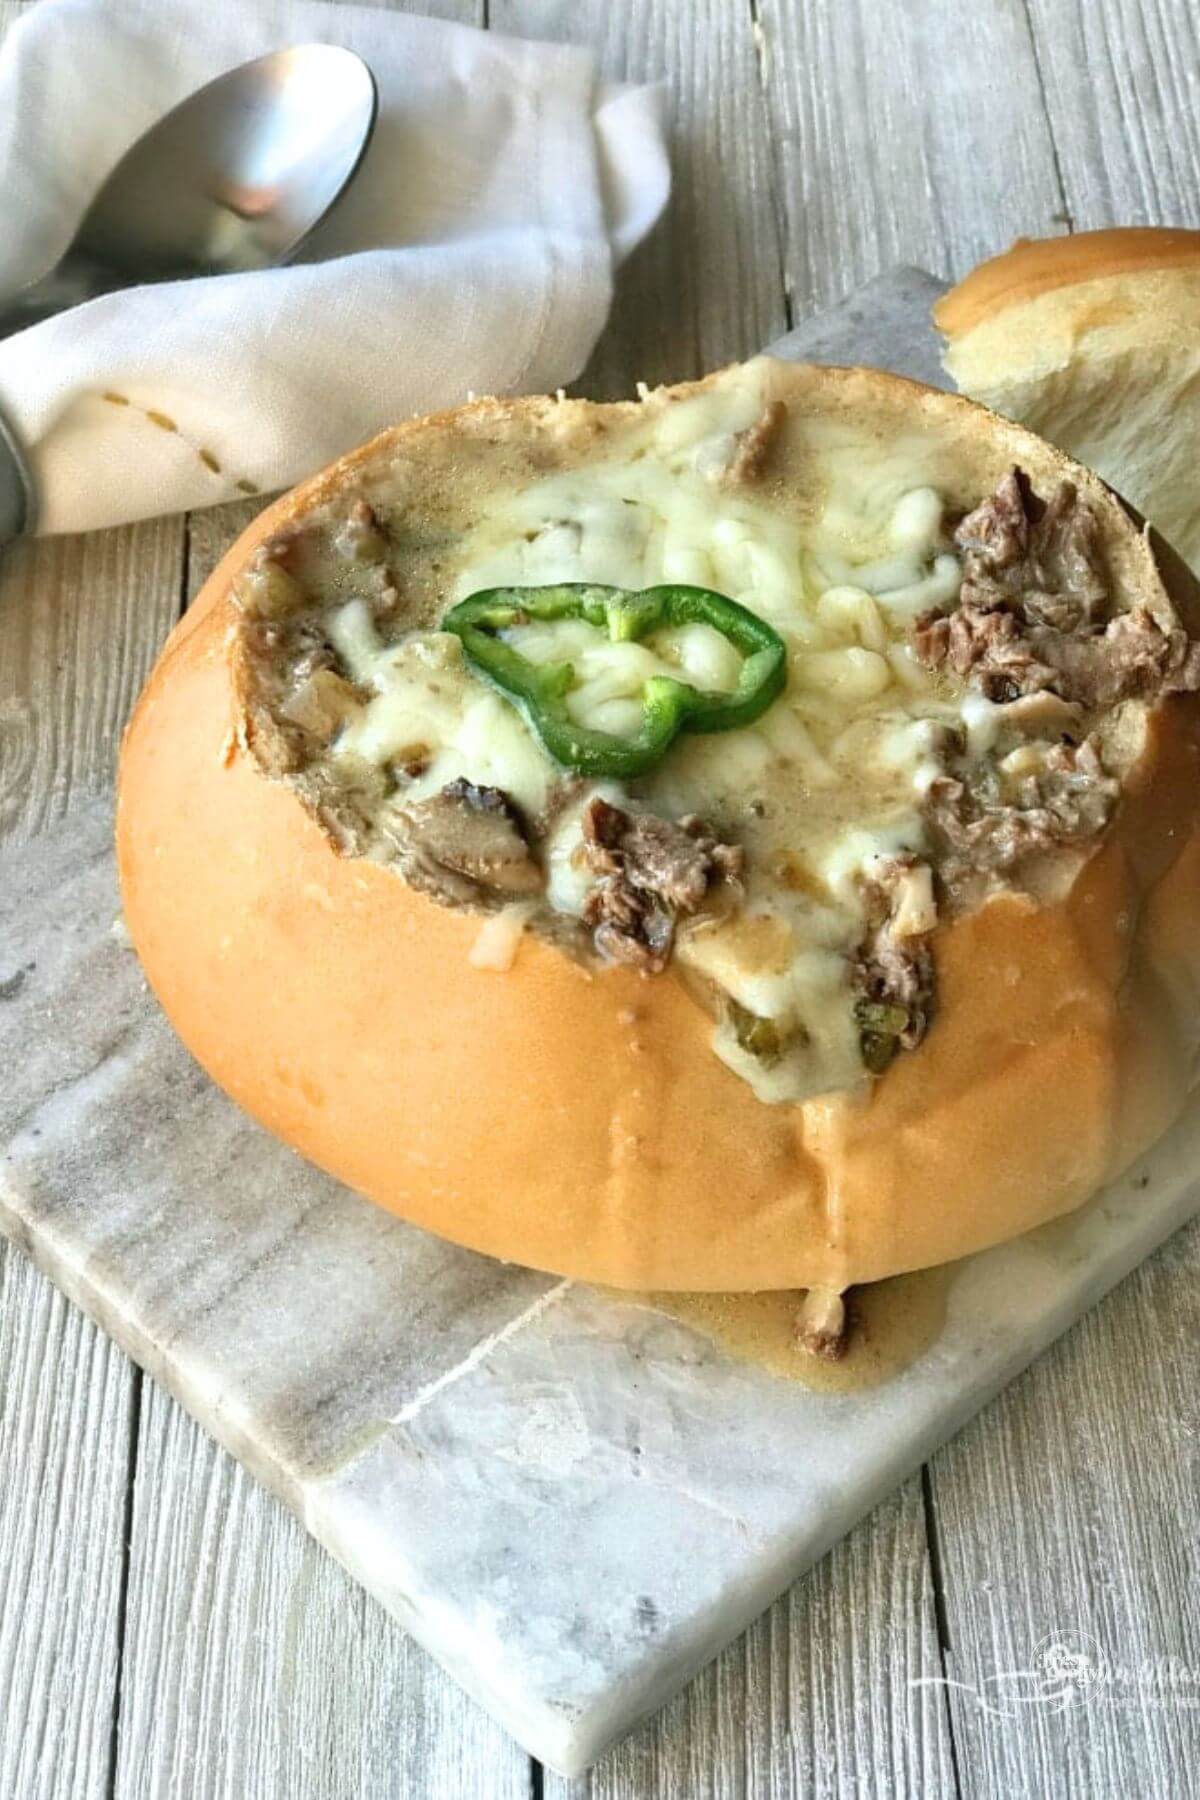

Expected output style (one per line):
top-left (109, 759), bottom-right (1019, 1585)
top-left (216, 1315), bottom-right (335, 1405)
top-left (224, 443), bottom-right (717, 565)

top-left (935, 226), bottom-right (1200, 337)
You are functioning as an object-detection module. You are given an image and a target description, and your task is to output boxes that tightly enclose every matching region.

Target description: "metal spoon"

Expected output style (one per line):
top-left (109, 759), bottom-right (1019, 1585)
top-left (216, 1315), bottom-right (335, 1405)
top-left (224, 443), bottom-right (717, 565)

top-left (0, 44), bottom-right (378, 542)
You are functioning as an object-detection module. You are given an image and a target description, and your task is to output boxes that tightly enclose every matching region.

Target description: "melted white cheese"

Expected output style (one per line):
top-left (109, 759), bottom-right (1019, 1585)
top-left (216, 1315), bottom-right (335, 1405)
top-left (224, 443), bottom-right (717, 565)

top-left (330, 612), bottom-right (555, 817)
top-left (469, 901), bottom-right (537, 971)
top-left (323, 363), bottom-right (982, 1103)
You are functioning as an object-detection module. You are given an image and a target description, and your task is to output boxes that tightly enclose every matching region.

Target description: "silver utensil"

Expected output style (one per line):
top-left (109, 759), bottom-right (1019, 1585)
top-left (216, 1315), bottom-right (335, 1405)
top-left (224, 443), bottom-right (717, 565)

top-left (0, 44), bottom-right (378, 543)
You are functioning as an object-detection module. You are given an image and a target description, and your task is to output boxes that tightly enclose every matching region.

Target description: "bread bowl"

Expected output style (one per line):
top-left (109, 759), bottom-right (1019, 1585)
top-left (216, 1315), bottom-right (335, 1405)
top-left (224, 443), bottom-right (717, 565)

top-left (937, 226), bottom-right (1200, 571)
top-left (117, 357), bottom-right (1200, 1298)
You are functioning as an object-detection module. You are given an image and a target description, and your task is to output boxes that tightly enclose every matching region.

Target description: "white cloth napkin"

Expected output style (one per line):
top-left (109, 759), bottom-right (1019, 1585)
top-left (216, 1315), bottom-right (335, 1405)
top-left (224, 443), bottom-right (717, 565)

top-left (0, 0), bottom-right (669, 534)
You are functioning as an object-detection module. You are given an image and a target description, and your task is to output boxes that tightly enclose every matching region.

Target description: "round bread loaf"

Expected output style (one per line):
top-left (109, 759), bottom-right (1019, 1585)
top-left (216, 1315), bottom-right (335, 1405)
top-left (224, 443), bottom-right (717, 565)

top-left (117, 358), bottom-right (1200, 1292)
top-left (937, 226), bottom-right (1200, 572)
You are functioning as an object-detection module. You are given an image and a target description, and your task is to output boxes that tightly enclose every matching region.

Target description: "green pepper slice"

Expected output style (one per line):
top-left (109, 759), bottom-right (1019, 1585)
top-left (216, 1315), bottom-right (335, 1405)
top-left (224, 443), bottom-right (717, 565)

top-left (440, 582), bottom-right (788, 779)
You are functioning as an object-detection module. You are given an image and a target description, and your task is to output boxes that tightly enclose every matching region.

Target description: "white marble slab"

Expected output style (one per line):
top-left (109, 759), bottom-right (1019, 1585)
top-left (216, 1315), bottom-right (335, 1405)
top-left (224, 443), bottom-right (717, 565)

top-left (3, 271), bottom-right (1198, 1774)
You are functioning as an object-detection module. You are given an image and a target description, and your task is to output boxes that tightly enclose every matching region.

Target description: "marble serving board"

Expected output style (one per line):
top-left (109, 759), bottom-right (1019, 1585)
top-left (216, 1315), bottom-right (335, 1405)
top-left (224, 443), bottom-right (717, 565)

top-left (4, 270), bottom-right (1200, 1775)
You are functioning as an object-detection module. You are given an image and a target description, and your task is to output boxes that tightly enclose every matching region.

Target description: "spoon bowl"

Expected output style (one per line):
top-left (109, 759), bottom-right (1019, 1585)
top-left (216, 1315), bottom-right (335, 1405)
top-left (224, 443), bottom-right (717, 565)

top-left (80, 45), bottom-right (378, 282)
top-left (0, 44), bottom-right (377, 334)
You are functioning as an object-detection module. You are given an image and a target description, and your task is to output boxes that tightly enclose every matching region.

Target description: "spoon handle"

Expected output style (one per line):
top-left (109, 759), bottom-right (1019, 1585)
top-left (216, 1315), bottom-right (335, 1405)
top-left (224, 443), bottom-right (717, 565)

top-left (0, 403), bottom-right (37, 545)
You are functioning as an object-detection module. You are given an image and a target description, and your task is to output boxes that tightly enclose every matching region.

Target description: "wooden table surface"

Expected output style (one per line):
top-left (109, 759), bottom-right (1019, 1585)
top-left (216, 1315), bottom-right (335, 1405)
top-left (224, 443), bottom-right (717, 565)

top-left (3, 0), bottom-right (1200, 1794)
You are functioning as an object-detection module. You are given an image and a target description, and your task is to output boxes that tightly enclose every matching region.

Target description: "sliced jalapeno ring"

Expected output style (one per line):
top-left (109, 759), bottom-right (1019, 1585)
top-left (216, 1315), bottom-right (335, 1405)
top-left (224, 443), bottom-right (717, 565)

top-left (441, 581), bottom-right (788, 779)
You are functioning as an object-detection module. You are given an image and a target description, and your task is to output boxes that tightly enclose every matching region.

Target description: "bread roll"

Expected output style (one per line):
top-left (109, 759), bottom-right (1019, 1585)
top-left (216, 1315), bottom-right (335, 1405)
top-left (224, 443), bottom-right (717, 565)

top-left (117, 358), bottom-right (1200, 1292)
top-left (937, 227), bottom-right (1200, 571)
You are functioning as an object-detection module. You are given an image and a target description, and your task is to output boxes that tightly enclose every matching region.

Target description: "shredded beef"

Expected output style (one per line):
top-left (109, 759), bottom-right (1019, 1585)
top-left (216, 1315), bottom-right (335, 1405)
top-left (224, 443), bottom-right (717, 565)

top-left (726, 400), bottom-right (788, 484)
top-left (913, 602), bottom-right (1058, 702)
top-left (927, 736), bottom-right (1119, 888)
top-left (913, 467), bottom-right (1200, 708)
top-left (1031, 606), bottom-right (1200, 708)
top-left (581, 798), bottom-right (742, 972)
top-left (954, 470), bottom-right (1108, 629)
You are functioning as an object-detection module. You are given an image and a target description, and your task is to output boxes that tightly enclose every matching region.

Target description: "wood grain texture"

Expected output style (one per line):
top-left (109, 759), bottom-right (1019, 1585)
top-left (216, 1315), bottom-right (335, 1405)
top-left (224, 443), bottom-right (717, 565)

top-left (753, 0), bottom-right (1069, 315)
top-left (491, 0), bottom-right (789, 393)
top-left (547, 1480), bottom-right (955, 1800)
top-left (929, 1218), bottom-right (1200, 1795)
top-left (1026, 0), bottom-right (1200, 229)
top-left (0, 13), bottom-right (178, 1799)
top-left (0, 1245), bottom-right (136, 1800)
top-left (113, 1382), bottom-right (529, 1800)
top-left (0, 497), bottom-right (174, 1780)
top-left (0, 517), bottom-right (182, 841)
top-left (184, 496), bottom-right (265, 602)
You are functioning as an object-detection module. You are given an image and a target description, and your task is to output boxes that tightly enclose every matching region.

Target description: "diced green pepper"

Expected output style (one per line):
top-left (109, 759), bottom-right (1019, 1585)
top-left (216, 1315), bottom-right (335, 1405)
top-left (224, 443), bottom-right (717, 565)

top-left (854, 999), bottom-right (910, 1074)
top-left (859, 1030), bottom-right (900, 1075)
top-left (855, 1001), bottom-right (909, 1037)
top-left (729, 1000), bottom-right (785, 1066)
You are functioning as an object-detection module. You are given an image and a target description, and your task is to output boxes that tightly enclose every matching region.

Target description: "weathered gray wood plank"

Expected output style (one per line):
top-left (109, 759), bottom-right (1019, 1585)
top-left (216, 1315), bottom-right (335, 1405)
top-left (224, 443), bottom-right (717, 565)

top-left (0, 506), bottom-right (178, 1789)
top-left (492, 0), bottom-right (788, 394)
top-left (184, 496), bottom-right (264, 601)
top-left (754, 0), bottom-right (1069, 314)
top-left (546, 1480), bottom-right (955, 1800)
top-left (1026, 0), bottom-right (1200, 228)
top-left (930, 1215), bottom-right (1200, 1795)
top-left (0, 517), bottom-right (182, 842)
top-left (113, 1381), bottom-right (530, 1800)
top-left (0, 2), bottom-right (183, 1783)
top-left (0, 1247), bottom-right (136, 1800)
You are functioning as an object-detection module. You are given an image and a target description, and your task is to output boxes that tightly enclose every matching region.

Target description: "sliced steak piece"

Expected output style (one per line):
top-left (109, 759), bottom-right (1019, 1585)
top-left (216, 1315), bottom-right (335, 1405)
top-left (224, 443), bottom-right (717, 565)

top-left (914, 467), bottom-right (1200, 709)
top-left (581, 798), bottom-right (742, 972)
top-left (927, 735), bottom-right (1119, 892)
top-left (915, 602), bottom-right (1059, 701)
top-left (954, 468), bottom-right (1108, 631)
top-left (1027, 605), bottom-right (1200, 709)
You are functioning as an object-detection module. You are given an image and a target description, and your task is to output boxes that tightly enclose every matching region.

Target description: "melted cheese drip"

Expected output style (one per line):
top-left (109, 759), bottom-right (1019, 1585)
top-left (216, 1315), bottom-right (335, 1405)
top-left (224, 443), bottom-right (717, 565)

top-left (325, 363), bottom-right (982, 1103)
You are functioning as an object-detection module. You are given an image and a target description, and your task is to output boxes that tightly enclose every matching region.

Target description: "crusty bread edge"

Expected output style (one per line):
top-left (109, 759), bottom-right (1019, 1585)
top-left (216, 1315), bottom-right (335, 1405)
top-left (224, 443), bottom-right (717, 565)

top-left (935, 226), bottom-right (1200, 338)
